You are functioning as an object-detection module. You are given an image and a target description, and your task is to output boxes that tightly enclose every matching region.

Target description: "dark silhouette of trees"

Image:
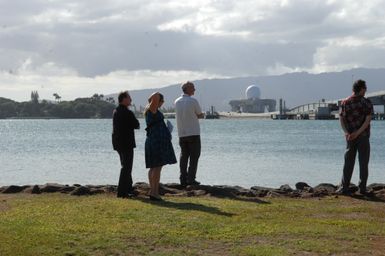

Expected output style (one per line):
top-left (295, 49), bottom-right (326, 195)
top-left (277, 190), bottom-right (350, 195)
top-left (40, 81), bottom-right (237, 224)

top-left (0, 92), bottom-right (116, 119)
top-left (53, 93), bottom-right (61, 102)
top-left (30, 91), bottom-right (39, 104)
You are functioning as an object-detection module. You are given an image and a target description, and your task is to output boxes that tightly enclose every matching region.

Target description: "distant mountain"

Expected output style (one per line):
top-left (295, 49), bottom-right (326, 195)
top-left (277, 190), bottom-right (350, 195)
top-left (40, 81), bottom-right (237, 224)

top-left (107, 68), bottom-right (385, 111)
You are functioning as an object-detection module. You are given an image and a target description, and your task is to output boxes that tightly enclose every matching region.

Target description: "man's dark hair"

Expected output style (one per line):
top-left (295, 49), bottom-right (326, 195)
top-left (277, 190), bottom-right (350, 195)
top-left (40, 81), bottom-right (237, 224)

top-left (182, 81), bottom-right (194, 93)
top-left (118, 91), bottom-right (129, 103)
top-left (353, 80), bottom-right (366, 95)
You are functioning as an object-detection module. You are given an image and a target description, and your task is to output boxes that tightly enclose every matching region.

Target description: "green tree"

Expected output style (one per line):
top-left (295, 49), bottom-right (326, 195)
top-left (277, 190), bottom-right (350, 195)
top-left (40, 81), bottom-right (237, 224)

top-left (31, 91), bottom-right (39, 104)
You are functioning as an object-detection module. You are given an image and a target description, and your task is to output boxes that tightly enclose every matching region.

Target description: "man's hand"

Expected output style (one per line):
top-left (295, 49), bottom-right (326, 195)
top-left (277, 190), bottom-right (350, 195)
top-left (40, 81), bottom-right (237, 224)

top-left (349, 131), bottom-right (359, 141)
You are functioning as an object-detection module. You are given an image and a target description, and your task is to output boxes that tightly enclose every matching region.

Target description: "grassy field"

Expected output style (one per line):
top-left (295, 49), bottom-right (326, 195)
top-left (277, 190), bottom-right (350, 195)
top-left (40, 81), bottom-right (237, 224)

top-left (1, 193), bottom-right (385, 256)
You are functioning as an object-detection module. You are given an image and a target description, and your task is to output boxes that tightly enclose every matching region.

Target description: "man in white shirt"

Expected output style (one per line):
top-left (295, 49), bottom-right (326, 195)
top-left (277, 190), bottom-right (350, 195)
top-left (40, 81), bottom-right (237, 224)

top-left (174, 81), bottom-right (205, 186)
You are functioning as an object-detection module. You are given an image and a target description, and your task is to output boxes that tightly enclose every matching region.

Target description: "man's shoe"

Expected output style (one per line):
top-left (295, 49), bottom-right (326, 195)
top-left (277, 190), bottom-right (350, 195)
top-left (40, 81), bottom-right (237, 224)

top-left (335, 187), bottom-right (351, 196)
top-left (359, 189), bottom-right (374, 197)
top-left (149, 195), bottom-right (163, 201)
top-left (188, 180), bottom-right (201, 186)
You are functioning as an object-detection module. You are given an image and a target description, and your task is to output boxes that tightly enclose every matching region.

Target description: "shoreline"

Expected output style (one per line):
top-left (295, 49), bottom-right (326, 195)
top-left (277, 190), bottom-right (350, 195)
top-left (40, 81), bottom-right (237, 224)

top-left (2, 182), bottom-right (385, 200)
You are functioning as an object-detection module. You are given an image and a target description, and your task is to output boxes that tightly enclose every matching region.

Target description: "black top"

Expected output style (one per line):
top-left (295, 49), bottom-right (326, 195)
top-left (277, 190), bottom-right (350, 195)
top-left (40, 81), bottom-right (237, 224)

top-left (112, 105), bottom-right (140, 151)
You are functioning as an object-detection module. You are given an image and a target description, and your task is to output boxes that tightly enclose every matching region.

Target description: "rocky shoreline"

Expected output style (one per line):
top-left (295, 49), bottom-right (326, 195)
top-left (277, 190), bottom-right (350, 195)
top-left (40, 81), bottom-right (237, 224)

top-left (1, 182), bottom-right (385, 200)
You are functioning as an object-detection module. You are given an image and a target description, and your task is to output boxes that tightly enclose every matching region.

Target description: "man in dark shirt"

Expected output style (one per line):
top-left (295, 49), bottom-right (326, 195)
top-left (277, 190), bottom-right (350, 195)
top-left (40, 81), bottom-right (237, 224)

top-left (338, 80), bottom-right (373, 195)
top-left (112, 91), bottom-right (140, 198)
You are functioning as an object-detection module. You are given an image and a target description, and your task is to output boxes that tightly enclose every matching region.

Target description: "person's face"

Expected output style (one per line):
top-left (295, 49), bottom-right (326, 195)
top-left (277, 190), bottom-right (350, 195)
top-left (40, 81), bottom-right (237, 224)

top-left (122, 95), bottom-right (132, 106)
top-left (359, 86), bottom-right (367, 96)
top-left (158, 97), bottom-right (164, 108)
top-left (186, 85), bottom-right (196, 95)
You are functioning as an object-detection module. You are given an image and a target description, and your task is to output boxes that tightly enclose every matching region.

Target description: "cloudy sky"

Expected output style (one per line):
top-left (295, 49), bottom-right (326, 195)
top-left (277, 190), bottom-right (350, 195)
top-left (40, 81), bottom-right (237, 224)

top-left (1, 0), bottom-right (385, 101)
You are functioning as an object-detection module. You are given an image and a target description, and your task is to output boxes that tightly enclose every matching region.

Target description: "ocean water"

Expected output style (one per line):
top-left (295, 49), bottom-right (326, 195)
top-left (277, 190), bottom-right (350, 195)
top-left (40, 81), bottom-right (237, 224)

top-left (0, 119), bottom-right (384, 188)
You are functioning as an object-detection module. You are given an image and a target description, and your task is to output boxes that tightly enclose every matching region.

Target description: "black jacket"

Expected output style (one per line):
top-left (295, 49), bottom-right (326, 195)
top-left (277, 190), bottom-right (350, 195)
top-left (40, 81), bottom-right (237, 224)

top-left (112, 105), bottom-right (140, 151)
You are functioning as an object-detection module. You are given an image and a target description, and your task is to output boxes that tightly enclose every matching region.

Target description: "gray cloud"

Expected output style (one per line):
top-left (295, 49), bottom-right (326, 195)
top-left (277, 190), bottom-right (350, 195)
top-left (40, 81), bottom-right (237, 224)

top-left (1, 0), bottom-right (385, 100)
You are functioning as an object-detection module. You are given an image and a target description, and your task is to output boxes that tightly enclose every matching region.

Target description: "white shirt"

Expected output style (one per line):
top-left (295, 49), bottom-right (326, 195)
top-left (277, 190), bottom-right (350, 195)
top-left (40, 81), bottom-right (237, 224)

top-left (174, 94), bottom-right (202, 138)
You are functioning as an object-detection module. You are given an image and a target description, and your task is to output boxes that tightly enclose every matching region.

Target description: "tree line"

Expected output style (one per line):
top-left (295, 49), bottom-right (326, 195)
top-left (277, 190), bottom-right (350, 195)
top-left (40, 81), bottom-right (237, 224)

top-left (0, 92), bottom-right (116, 119)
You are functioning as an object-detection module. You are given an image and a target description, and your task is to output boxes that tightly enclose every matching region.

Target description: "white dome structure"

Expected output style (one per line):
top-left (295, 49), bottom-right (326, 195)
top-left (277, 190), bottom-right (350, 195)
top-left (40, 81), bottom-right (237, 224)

top-left (245, 85), bottom-right (261, 99)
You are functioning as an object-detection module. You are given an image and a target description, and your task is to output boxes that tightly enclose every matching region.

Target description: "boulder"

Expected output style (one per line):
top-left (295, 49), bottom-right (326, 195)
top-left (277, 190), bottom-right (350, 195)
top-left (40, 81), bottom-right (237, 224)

top-left (40, 183), bottom-right (66, 193)
top-left (250, 186), bottom-right (274, 197)
top-left (31, 185), bottom-right (41, 194)
top-left (159, 185), bottom-right (182, 195)
top-left (367, 183), bottom-right (385, 191)
top-left (60, 186), bottom-right (76, 193)
top-left (279, 184), bottom-right (293, 193)
top-left (104, 185), bottom-right (117, 193)
top-left (70, 186), bottom-right (91, 196)
top-left (314, 183), bottom-right (337, 195)
top-left (90, 188), bottom-right (105, 195)
top-left (163, 183), bottom-right (186, 190)
top-left (2, 185), bottom-right (25, 193)
top-left (193, 190), bottom-right (208, 196)
top-left (266, 191), bottom-right (285, 198)
top-left (295, 182), bottom-right (312, 190)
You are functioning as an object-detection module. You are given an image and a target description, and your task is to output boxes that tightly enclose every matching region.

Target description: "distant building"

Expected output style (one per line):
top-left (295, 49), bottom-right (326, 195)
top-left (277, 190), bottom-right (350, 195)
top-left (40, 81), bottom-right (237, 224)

top-left (229, 85), bottom-right (276, 113)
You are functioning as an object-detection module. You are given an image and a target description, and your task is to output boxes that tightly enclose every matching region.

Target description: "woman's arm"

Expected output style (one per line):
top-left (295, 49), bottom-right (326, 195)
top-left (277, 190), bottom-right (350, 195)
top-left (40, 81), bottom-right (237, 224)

top-left (148, 93), bottom-right (160, 114)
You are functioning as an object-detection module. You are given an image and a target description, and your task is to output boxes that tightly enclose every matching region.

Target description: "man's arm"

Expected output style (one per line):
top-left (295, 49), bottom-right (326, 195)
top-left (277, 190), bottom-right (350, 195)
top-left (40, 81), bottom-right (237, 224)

top-left (128, 110), bottom-right (140, 129)
top-left (339, 116), bottom-right (350, 140)
top-left (349, 115), bottom-right (371, 140)
top-left (195, 100), bottom-right (205, 119)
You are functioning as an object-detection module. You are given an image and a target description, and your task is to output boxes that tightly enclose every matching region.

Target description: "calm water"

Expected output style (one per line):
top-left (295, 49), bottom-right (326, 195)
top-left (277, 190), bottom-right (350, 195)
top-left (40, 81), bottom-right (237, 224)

top-left (0, 119), bottom-right (384, 188)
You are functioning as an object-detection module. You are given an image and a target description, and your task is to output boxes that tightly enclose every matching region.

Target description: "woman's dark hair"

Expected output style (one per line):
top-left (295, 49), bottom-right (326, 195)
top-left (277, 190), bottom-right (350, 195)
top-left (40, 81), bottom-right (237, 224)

top-left (353, 80), bottom-right (366, 95)
top-left (118, 91), bottom-right (130, 103)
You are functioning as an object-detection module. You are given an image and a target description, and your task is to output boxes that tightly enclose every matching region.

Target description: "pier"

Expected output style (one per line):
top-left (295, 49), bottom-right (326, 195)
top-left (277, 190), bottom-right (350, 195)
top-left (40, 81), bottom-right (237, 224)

top-left (275, 90), bottom-right (385, 120)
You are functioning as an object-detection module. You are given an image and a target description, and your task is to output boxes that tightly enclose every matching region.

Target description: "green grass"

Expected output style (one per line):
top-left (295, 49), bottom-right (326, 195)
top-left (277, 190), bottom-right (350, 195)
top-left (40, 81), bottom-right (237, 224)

top-left (1, 194), bottom-right (385, 256)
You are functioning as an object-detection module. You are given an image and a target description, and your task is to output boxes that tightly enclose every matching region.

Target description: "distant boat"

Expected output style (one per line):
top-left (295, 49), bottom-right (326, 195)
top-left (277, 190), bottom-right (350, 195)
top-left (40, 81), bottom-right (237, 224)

top-left (205, 106), bottom-right (220, 119)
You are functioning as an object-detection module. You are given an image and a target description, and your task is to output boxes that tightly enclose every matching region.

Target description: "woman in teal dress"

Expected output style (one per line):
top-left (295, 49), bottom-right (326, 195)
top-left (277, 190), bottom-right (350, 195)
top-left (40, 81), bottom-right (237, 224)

top-left (145, 92), bottom-right (177, 200)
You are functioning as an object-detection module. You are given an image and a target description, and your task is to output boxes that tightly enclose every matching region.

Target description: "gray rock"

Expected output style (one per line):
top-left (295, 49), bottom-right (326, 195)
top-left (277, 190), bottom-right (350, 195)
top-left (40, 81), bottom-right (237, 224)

top-left (104, 185), bottom-right (117, 193)
top-left (163, 183), bottom-right (186, 190)
top-left (193, 190), bottom-right (207, 196)
top-left (295, 182), bottom-right (312, 190)
top-left (314, 183), bottom-right (337, 194)
top-left (70, 186), bottom-right (91, 196)
top-left (367, 183), bottom-right (385, 191)
top-left (250, 186), bottom-right (274, 197)
top-left (159, 185), bottom-right (181, 195)
top-left (60, 186), bottom-right (76, 193)
top-left (2, 185), bottom-right (25, 193)
top-left (279, 184), bottom-right (293, 193)
top-left (40, 183), bottom-right (66, 193)
top-left (90, 188), bottom-right (105, 195)
top-left (31, 185), bottom-right (41, 194)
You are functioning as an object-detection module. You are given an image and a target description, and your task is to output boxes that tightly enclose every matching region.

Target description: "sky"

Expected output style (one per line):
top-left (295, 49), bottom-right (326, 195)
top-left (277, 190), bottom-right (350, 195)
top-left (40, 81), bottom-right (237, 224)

top-left (1, 0), bottom-right (385, 101)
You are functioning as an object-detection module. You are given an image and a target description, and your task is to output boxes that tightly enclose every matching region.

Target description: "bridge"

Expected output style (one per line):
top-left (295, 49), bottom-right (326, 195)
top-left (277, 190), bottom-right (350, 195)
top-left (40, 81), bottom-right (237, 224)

top-left (277, 90), bottom-right (385, 120)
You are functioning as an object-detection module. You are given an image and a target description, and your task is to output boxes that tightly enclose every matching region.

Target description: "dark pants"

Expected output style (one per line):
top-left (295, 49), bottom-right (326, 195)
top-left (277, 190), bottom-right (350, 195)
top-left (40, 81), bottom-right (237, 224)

top-left (179, 135), bottom-right (201, 183)
top-left (117, 149), bottom-right (134, 197)
top-left (341, 135), bottom-right (370, 191)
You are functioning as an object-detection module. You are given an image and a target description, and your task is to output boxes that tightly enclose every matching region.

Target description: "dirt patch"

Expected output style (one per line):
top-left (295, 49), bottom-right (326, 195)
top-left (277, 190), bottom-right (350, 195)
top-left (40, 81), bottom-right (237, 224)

top-left (0, 199), bottom-right (10, 212)
top-left (370, 236), bottom-right (385, 256)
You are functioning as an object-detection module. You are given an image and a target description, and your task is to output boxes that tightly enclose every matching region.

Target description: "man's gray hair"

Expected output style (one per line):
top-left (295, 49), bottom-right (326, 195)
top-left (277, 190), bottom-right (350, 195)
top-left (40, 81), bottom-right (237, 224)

top-left (181, 81), bottom-right (194, 92)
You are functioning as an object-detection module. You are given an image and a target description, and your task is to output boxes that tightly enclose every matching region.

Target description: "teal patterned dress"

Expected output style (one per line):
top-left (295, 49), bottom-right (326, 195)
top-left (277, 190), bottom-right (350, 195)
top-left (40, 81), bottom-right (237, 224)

top-left (145, 110), bottom-right (177, 168)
